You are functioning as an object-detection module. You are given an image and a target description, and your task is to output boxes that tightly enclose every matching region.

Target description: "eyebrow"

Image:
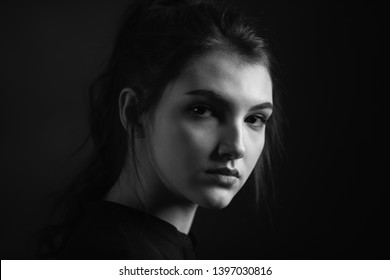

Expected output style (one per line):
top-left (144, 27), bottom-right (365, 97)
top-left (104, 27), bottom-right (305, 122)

top-left (185, 89), bottom-right (273, 111)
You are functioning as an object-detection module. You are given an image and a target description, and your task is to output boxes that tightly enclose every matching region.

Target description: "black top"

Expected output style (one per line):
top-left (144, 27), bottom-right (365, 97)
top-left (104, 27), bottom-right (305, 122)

top-left (57, 201), bottom-right (196, 260)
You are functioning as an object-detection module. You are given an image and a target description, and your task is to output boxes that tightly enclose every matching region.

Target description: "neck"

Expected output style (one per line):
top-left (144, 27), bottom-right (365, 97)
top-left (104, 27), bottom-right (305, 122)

top-left (150, 203), bottom-right (198, 234)
top-left (104, 161), bottom-right (198, 234)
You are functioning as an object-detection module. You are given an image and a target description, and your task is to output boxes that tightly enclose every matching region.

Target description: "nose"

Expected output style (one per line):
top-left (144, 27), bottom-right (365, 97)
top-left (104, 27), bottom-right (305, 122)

top-left (218, 122), bottom-right (245, 160)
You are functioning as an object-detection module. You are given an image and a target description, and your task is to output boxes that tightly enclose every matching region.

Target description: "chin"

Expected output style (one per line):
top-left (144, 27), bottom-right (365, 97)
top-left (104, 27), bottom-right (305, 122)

top-left (196, 188), bottom-right (236, 210)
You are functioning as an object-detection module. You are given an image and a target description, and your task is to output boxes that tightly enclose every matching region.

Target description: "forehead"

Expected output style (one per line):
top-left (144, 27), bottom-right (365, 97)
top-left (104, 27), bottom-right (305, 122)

top-left (165, 50), bottom-right (273, 105)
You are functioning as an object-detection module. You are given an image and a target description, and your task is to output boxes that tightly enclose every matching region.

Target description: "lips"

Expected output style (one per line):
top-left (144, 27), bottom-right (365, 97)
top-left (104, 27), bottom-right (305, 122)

top-left (205, 167), bottom-right (240, 187)
top-left (206, 167), bottom-right (240, 178)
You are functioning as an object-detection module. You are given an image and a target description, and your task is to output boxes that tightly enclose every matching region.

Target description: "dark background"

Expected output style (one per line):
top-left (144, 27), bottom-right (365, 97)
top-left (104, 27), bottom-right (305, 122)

top-left (1, 0), bottom-right (387, 259)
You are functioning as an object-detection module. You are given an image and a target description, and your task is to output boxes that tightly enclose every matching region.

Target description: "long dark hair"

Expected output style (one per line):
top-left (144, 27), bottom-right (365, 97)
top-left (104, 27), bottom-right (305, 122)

top-left (40, 0), bottom-right (283, 256)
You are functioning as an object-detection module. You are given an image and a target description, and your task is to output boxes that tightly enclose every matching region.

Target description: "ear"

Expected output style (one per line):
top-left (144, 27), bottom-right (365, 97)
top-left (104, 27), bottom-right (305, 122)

top-left (118, 87), bottom-right (145, 138)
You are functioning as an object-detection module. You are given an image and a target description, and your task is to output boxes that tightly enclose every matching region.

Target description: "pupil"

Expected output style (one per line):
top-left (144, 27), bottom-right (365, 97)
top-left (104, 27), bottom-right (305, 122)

top-left (194, 107), bottom-right (205, 114)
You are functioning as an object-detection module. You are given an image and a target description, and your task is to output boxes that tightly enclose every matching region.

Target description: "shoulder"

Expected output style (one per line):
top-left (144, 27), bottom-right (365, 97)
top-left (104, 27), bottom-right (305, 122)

top-left (59, 221), bottom-right (164, 259)
top-left (57, 201), bottom-right (166, 260)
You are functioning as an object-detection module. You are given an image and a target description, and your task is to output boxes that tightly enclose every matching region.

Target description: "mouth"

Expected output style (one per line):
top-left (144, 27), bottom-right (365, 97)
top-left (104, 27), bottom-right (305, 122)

top-left (205, 167), bottom-right (240, 187)
top-left (206, 167), bottom-right (240, 178)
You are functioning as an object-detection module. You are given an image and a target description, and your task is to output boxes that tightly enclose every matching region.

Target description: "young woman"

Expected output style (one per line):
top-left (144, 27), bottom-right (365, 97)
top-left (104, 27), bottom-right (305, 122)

top-left (43, 0), bottom-right (283, 259)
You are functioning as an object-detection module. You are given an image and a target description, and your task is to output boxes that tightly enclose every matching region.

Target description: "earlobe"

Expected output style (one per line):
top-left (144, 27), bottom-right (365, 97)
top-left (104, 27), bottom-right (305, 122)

top-left (118, 87), bottom-right (145, 138)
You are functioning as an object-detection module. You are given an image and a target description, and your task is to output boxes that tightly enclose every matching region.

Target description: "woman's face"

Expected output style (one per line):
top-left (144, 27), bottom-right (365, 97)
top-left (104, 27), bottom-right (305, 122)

top-left (144, 50), bottom-right (273, 209)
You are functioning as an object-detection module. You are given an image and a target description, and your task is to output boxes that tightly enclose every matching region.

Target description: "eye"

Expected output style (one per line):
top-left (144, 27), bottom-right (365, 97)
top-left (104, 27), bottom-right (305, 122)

top-left (190, 104), bottom-right (213, 117)
top-left (245, 114), bottom-right (267, 127)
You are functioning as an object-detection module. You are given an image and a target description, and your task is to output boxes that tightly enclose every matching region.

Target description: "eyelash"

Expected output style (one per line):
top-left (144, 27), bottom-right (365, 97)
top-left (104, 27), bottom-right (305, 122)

top-left (189, 104), bottom-right (268, 127)
top-left (244, 115), bottom-right (268, 127)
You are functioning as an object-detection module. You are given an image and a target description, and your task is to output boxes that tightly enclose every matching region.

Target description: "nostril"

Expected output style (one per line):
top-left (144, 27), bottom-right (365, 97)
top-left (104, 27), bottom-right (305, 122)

top-left (219, 144), bottom-right (245, 160)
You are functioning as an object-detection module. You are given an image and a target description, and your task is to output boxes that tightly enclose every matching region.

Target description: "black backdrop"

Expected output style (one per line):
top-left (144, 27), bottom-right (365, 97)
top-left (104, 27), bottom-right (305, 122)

top-left (1, 0), bottom-right (387, 259)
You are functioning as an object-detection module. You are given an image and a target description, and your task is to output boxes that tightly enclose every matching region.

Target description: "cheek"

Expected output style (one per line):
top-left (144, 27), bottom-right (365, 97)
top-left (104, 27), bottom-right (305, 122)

top-left (152, 117), bottom-right (218, 173)
top-left (243, 130), bottom-right (265, 172)
top-left (182, 121), bottom-right (217, 149)
top-left (172, 121), bottom-right (218, 169)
